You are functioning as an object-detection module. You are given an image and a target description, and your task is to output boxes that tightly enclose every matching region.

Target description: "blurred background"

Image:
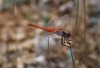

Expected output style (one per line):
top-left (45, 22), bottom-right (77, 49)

top-left (0, 0), bottom-right (100, 68)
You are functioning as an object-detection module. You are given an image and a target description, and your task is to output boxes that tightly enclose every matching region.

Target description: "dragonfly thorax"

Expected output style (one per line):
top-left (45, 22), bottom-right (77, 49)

top-left (62, 32), bottom-right (71, 38)
top-left (55, 31), bottom-right (63, 36)
top-left (54, 31), bottom-right (71, 39)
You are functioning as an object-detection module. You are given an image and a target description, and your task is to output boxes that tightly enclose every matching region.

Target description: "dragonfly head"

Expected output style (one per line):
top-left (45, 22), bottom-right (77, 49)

top-left (67, 32), bottom-right (71, 38)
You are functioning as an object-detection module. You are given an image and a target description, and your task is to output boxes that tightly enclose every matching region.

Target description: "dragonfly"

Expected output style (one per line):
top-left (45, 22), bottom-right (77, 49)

top-left (28, 15), bottom-right (74, 68)
top-left (28, 14), bottom-right (71, 46)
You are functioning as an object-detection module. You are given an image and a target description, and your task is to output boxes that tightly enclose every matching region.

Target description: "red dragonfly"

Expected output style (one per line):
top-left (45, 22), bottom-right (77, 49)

top-left (28, 14), bottom-right (71, 44)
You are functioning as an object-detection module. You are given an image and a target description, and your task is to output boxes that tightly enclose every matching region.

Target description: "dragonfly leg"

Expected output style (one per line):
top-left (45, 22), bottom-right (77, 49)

top-left (64, 37), bottom-right (68, 42)
top-left (61, 36), bottom-right (66, 46)
top-left (64, 37), bottom-right (66, 43)
top-left (61, 36), bottom-right (70, 47)
top-left (61, 36), bottom-right (64, 45)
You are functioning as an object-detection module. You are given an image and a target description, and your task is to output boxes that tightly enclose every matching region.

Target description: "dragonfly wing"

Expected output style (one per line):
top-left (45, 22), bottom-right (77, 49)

top-left (56, 14), bottom-right (69, 28)
top-left (43, 32), bottom-right (55, 37)
top-left (45, 18), bottom-right (57, 28)
top-left (43, 18), bottom-right (57, 36)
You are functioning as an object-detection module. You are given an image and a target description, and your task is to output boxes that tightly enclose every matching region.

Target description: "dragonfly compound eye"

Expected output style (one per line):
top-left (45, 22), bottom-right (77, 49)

top-left (68, 32), bottom-right (71, 37)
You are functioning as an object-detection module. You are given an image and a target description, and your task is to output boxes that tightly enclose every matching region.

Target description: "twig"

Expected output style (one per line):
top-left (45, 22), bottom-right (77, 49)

top-left (69, 44), bottom-right (75, 68)
top-left (0, 24), bottom-right (1, 59)
top-left (65, 39), bottom-right (75, 68)
top-left (61, 37), bottom-right (75, 68)
top-left (73, 0), bottom-right (79, 38)
top-left (47, 37), bottom-right (53, 68)
top-left (83, 0), bottom-right (88, 68)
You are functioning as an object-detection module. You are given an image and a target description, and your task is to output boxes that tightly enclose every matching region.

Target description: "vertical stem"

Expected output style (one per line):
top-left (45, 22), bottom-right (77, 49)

top-left (75, 0), bottom-right (79, 32)
top-left (47, 37), bottom-right (53, 68)
top-left (72, 3), bottom-right (79, 64)
top-left (73, 0), bottom-right (79, 38)
top-left (83, 0), bottom-right (88, 68)
top-left (69, 44), bottom-right (75, 68)
top-left (65, 38), bottom-right (75, 68)
top-left (0, 24), bottom-right (1, 49)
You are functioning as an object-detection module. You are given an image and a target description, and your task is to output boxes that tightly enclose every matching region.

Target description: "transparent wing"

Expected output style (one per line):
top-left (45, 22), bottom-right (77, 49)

top-left (45, 18), bottom-right (57, 28)
top-left (43, 18), bottom-right (57, 36)
top-left (43, 14), bottom-right (69, 36)
top-left (56, 14), bottom-right (69, 28)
